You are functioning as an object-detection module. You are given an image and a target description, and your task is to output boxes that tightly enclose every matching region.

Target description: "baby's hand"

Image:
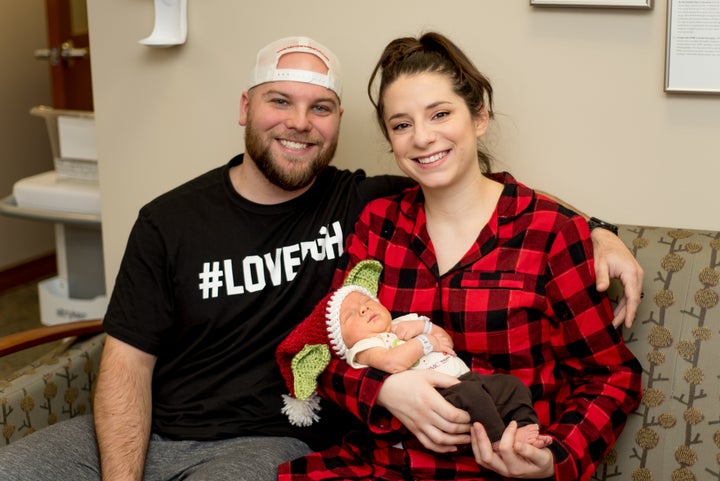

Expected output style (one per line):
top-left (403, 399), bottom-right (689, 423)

top-left (392, 320), bottom-right (425, 340)
top-left (426, 334), bottom-right (456, 357)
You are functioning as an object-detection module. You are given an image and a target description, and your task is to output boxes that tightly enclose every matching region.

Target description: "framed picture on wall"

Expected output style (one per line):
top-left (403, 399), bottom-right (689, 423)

top-left (665, 0), bottom-right (720, 93)
top-left (530, 0), bottom-right (652, 7)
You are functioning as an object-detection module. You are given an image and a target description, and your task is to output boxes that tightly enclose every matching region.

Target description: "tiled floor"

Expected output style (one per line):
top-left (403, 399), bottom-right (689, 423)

top-left (0, 281), bottom-right (49, 378)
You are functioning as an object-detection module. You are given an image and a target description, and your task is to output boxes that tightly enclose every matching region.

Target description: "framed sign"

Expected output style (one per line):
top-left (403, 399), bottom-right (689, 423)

top-left (530, 0), bottom-right (652, 7)
top-left (665, 0), bottom-right (720, 93)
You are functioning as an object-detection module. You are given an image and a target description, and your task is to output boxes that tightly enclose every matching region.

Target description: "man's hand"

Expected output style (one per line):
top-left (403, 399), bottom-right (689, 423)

top-left (591, 228), bottom-right (644, 328)
top-left (377, 370), bottom-right (471, 453)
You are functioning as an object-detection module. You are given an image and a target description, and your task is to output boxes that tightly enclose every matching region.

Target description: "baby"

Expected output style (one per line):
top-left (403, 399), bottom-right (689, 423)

top-left (276, 260), bottom-right (552, 450)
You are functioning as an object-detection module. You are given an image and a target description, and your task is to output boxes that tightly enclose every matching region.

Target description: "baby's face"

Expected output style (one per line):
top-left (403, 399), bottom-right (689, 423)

top-left (339, 291), bottom-right (393, 348)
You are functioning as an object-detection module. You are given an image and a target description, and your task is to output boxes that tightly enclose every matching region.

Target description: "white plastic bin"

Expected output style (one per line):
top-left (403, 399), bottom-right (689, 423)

top-left (13, 170), bottom-right (100, 215)
top-left (30, 105), bottom-right (98, 181)
top-left (38, 276), bottom-right (107, 326)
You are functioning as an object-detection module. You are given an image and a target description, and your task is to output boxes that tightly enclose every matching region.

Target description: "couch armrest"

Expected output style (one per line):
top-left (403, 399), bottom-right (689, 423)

top-left (0, 319), bottom-right (103, 357)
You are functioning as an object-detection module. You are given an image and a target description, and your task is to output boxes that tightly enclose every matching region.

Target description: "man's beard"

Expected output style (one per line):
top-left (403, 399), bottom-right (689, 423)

top-left (244, 117), bottom-right (338, 192)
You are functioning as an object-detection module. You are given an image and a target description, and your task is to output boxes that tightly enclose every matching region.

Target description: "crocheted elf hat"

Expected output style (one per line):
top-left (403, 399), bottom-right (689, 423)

top-left (275, 260), bottom-right (382, 426)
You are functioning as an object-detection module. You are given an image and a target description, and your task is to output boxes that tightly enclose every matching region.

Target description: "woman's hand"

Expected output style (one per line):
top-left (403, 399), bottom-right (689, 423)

top-left (377, 370), bottom-right (471, 453)
top-left (471, 421), bottom-right (555, 479)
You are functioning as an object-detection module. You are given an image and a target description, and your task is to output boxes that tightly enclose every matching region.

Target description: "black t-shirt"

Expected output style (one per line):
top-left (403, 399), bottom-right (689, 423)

top-left (103, 154), bottom-right (411, 448)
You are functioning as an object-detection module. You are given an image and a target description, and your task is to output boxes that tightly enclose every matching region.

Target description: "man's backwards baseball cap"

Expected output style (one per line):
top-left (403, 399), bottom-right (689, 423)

top-left (248, 36), bottom-right (342, 100)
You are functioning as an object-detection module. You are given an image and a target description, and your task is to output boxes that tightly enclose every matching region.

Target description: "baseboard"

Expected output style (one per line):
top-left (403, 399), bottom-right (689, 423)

top-left (0, 252), bottom-right (57, 294)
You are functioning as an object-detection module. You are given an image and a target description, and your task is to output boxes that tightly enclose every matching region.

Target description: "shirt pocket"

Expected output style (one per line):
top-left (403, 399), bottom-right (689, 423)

top-left (450, 271), bottom-right (545, 371)
top-left (459, 271), bottom-right (527, 290)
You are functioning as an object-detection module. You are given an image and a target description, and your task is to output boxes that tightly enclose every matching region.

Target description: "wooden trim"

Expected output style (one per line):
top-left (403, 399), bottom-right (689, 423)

top-left (0, 253), bottom-right (57, 294)
top-left (0, 318), bottom-right (103, 357)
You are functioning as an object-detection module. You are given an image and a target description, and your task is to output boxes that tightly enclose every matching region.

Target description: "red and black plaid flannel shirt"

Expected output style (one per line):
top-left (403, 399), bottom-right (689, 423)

top-left (279, 172), bottom-right (642, 481)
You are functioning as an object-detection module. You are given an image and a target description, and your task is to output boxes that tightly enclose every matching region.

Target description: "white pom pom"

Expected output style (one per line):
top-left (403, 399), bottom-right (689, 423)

top-left (281, 392), bottom-right (322, 427)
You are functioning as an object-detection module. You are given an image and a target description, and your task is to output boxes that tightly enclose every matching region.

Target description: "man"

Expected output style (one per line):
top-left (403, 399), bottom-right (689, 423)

top-left (0, 36), bottom-right (642, 481)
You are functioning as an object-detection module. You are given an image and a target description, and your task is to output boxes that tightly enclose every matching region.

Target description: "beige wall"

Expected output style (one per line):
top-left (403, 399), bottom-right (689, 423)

top-left (87, 1), bottom-right (720, 292)
top-left (0, 2), bottom-right (55, 270)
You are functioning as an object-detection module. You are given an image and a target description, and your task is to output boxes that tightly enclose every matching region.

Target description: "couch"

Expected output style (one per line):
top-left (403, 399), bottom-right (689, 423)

top-left (0, 320), bottom-right (103, 444)
top-left (1, 224), bottom-right (718, 480)
top-left (591, 225), bottom-right (720, 481)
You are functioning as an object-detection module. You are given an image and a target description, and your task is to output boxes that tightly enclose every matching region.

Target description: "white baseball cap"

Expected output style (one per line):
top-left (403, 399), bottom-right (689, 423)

top-left (248, 36), bottom-right (342, 100)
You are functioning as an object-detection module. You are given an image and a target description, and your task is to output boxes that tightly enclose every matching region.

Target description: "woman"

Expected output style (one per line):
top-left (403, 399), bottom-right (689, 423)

top-left (278, 32), bottom-right (642, 480)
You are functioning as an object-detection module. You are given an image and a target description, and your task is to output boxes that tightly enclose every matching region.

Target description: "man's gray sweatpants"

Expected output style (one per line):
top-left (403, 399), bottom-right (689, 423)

top-left (0, 415), bottom-right (312, 480)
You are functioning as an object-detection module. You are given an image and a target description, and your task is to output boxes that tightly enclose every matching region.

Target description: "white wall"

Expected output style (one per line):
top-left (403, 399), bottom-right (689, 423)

top-left (87, 1), bottom-right (720, 292)
top-left (0, 1), bottom-right (55, 270)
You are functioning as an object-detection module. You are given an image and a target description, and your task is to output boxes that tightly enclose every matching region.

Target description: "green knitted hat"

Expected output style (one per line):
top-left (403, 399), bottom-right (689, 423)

top-left (342, 259), bottom-right (382, 294)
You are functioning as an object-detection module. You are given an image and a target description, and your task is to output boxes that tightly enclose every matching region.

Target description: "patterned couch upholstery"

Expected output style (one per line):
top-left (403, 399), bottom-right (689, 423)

top-left (0, 332), bottom-right (104, 445)
top-left (592, 225), bottom-right (720, 481)
top-left (1, 224), bottom-right (718, 480)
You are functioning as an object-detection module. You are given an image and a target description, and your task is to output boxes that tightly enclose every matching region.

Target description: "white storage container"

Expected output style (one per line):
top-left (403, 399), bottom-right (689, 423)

top-left (38, 276), bottom-right (107, 326)
top-left (30, 105), bottom-right (98, 181)
top-left (12, 171), bottom-right (100, 215)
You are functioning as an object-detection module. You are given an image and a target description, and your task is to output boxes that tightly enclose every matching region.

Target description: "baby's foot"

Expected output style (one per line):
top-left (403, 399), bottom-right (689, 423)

top-left (515, 424), bottom-right (552, 449)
